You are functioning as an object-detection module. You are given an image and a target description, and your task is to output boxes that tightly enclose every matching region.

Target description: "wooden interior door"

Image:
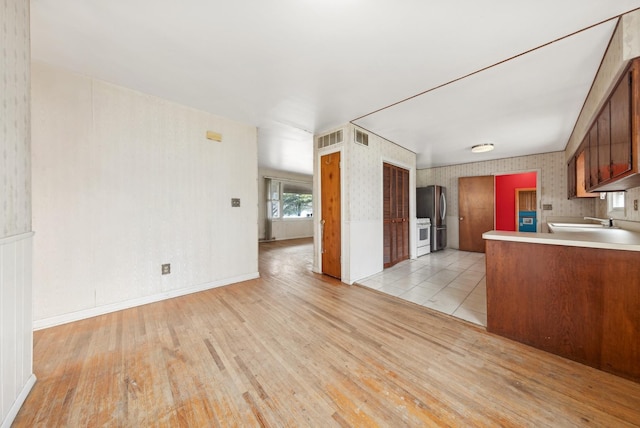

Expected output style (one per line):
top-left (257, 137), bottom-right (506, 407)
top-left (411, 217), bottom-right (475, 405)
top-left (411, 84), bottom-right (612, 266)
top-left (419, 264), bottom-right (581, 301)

top-left (321, 152), bottom-right (341, 279)
top-left (383, 163), bottom-right (409, 268)
top-left (515, 188), bottom-right (536, 232)
top-left (459, 175), bottom-right (494, 253)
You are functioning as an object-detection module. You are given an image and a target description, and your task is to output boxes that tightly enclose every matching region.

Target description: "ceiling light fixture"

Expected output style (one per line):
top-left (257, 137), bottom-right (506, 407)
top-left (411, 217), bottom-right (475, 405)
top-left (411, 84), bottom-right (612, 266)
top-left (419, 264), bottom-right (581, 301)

top-left (471, 143), bottom-right (494, 153)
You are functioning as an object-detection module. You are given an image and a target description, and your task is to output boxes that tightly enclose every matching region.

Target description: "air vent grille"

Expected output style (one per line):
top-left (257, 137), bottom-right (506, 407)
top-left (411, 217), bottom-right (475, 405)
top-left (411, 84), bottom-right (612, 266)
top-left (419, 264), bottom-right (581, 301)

top-left (354, 129), bottom-right (369, 146)
top-left (317, 129), bottom-right (343, 148)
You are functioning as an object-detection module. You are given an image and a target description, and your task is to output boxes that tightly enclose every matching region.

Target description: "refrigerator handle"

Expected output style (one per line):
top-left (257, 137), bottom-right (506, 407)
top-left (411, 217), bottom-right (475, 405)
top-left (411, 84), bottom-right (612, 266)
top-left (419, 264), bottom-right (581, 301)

top-left (440, 192), bottom-right (447, 220)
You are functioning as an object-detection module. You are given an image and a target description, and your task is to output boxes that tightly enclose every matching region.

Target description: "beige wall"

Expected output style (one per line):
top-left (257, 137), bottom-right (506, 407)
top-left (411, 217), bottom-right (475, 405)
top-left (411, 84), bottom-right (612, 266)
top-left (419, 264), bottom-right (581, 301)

top-left (417, 151), bottom-right (596, 248)
top-left (1, 0), bottom-right (35, 426)
top-left (32, 62), bottom-right (259, 328)
top-left (1, 0), bottom-right (31, 237)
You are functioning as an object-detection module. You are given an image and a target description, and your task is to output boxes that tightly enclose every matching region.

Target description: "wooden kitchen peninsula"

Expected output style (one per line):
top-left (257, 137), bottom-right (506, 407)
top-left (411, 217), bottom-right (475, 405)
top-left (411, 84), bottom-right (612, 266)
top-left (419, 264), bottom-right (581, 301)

top-left (483, 230), bottom-right (640, 383)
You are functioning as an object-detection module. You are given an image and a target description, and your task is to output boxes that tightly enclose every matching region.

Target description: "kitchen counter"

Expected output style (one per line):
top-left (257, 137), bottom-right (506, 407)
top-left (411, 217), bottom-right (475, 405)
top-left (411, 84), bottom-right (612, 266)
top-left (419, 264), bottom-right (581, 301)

top-left (484, 229), bottom-right (640, 383)
top-left (483, 229), bottom-right (640, 252)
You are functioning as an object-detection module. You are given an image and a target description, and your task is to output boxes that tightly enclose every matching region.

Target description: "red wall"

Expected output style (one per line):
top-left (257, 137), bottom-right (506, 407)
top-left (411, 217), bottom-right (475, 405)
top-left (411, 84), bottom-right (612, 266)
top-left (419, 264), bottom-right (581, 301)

top-left (495, 172), bottom-right (537, 231)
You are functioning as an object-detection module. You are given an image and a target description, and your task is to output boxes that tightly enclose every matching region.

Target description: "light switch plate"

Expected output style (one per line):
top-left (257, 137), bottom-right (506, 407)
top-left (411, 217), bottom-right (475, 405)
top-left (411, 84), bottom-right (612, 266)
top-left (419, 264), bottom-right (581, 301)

top-left (634, 199), bottom-right (638, 211)
top-left (542, 204), bottom-right (552, 210)
top-left (231, 198), bottom-right (241, 207)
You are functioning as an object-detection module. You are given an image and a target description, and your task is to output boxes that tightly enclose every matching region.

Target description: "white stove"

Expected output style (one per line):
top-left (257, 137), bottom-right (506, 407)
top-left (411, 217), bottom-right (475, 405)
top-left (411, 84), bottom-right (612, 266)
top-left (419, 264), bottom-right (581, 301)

top-left (416, 218), bottom-right (431, 257)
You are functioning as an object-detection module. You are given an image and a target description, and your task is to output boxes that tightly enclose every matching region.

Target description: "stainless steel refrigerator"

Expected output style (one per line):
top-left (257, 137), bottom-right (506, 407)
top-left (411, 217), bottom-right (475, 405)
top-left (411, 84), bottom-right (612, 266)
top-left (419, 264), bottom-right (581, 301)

top-left (416, 185), bottom-right (447, 251)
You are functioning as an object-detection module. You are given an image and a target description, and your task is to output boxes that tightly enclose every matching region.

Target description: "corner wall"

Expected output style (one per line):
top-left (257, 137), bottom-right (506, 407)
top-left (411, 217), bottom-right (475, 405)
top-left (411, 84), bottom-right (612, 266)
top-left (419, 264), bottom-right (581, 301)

top-left (31, 62), bottom-right (259, 328)
top-left (314, 125), bottom-right (416, 284)
top-left (1, 1), bottom-right (35, 426)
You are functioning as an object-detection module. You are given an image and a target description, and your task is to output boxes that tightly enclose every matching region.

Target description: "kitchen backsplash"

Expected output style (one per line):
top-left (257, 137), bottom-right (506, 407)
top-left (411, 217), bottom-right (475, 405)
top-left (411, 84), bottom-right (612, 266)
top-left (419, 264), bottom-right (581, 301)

top-left (596, 186), bottom-right (640, 223)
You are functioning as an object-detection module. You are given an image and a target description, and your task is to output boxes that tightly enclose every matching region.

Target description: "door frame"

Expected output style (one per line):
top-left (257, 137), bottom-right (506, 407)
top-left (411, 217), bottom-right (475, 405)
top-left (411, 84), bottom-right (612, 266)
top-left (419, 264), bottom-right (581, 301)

top-left (494, 169), bottom-right (541, 233)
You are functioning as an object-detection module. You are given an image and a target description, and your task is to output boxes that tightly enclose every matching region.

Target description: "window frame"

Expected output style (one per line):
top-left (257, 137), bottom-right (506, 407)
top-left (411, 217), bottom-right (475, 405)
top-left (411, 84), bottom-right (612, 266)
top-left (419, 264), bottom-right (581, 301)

top-left (267, 179), bottom-right (313, 221)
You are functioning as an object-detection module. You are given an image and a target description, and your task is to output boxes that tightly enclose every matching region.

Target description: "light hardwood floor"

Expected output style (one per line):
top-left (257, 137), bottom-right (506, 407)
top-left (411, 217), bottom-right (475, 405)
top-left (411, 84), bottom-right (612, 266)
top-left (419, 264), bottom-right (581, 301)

top-left (14, 238), bottom-right (640, 426)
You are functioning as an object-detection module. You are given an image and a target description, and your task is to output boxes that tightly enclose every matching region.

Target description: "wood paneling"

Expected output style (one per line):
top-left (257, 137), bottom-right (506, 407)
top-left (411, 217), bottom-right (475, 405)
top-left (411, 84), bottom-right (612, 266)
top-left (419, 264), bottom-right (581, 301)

top-left (458, 176), bottom-right (494, 253)
top-left (1, 233), bottom-right (34, 427)
top-left (13, 238), bottom-right (640, 426)
top-left (486, 239), bottom-right (640, 382)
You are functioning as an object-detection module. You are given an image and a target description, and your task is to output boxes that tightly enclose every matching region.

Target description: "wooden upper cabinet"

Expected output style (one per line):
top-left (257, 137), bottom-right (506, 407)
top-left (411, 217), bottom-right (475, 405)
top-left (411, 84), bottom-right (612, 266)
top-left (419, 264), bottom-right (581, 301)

top-left (597, 102), bottom-right (612, 182)
top-left (577, 150), bottom-right (598, 198)
top-left (567, 156), bottom-right (577, 199)
top-left (610, 69), bottom-right (632, 180)
top-left (588, 124), bottom-right (599, 188)
top-left (580, 57), bottom-right (640, 192)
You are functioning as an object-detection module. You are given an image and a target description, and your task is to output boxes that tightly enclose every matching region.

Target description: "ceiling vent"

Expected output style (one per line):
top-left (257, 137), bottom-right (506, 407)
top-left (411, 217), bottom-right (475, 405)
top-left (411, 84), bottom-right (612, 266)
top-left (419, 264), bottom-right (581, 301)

top-left (354, 129), bottom-right (369, 146)
top-left (317, 129), bottom-right (343, 148)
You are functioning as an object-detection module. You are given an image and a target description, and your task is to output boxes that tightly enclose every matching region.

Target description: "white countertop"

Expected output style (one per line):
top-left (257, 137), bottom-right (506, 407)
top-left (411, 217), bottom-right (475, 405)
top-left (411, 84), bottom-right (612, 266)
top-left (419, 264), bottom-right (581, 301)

top-left (483, 229), bottom-right (640, 252)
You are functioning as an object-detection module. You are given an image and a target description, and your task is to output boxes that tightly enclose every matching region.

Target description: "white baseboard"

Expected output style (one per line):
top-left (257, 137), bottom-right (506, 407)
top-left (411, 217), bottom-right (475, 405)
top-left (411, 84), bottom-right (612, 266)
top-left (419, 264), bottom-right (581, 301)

top-left (1, 374), bottom-right (36, 428)
top-left (272, 234), bottom-right (313, 241)
top-left (33, 272), bottom-right (260, 330)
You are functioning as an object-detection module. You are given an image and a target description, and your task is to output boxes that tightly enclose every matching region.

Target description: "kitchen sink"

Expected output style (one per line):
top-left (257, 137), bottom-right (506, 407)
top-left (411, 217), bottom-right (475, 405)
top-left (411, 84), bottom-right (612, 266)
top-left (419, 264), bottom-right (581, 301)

top-left (547, 222), bottom-right (619, 233)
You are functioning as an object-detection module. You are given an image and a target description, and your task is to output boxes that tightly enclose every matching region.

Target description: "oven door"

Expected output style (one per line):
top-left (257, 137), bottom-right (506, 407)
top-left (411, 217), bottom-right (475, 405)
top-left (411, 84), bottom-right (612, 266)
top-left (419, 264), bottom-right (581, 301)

top-left (417, 223), bottom-right (430, 257)
top-left (418, 225), bottom-right (430, 246)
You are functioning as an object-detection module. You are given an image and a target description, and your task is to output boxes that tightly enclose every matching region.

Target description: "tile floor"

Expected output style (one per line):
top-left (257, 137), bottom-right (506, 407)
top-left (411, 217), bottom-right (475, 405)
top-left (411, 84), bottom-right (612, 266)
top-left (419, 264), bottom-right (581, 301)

top-left (357, 249), bottom-right (487, 327)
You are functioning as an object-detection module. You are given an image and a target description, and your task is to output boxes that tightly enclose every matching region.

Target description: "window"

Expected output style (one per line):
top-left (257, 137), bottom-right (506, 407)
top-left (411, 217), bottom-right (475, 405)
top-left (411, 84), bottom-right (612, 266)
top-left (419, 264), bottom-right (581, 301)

top-left (607, 191), bottom-right (625, 216)
top-left (267, 179), bottom-right (312, 219)
top-left (268, 181), bottom-right (281, 218)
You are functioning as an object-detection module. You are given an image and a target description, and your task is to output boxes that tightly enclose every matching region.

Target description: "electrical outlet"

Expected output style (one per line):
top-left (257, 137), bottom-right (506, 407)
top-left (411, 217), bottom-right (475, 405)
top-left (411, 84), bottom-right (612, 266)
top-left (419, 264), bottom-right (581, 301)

top-left (231, 198), bottom-right (241, 207)
top-left (162, 263), bottom-right (170, 275)
top-left (634, 199), bottom-right (638, 211)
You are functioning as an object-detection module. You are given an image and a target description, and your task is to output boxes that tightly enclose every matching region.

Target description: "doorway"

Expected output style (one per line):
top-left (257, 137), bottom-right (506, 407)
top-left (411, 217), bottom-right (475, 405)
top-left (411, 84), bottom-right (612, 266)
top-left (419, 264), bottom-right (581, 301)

top-left (495, 172), bottom-right (538, 232)
top-left (320, 152), bottom-right (341, 279)
top-left (458, 175), bottom-right (494, 253)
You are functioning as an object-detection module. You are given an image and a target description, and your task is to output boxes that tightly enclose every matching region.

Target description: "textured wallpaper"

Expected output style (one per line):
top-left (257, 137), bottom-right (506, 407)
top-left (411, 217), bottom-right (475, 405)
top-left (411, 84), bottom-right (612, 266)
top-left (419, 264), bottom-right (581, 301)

top-left (417, 151), bottom-right (596, 226)
top-left (32, 62), bottom-right (258, 322)
top-left (1, 0), bottom-right (31, 238)
top-left (346, 124), bottom-right (416, 222)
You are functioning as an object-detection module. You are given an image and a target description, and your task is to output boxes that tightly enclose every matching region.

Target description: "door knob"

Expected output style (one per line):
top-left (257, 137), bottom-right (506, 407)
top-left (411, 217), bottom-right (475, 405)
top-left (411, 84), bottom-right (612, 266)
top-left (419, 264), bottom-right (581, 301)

top-left (460, 217), bottom-right (464, 221)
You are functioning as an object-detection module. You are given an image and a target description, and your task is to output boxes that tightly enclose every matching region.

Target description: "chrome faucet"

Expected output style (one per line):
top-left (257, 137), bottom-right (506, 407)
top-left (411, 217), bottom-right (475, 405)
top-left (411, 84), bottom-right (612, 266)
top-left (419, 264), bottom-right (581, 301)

top-left (584, 216), bottom-right (614, 227)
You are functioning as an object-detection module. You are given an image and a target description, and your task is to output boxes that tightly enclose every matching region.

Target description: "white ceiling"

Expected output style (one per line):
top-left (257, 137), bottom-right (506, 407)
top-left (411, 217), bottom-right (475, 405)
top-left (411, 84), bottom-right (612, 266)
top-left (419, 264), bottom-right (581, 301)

top-left (31, 1), bottom-right (640, 175)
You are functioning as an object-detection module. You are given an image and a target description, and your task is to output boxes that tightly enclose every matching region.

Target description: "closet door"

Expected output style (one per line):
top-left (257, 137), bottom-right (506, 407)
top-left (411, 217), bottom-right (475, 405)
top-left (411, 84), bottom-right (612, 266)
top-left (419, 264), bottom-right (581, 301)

top-left (383, 163), bottom-right (409, 268)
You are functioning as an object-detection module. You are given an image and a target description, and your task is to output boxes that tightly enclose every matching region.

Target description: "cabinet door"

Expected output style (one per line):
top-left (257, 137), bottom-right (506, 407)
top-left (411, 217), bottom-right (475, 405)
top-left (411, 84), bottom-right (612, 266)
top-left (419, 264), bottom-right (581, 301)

top-left (576, 151), bottom-right (598, 197)
top-left (597, 102), bottom-right (611, 182)
top-left (567, 157), bottom-right (577, 199)
top-left (610, 70), bottom-right (632, 179)
top-left (588, 125), bottom-right (599, 188)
